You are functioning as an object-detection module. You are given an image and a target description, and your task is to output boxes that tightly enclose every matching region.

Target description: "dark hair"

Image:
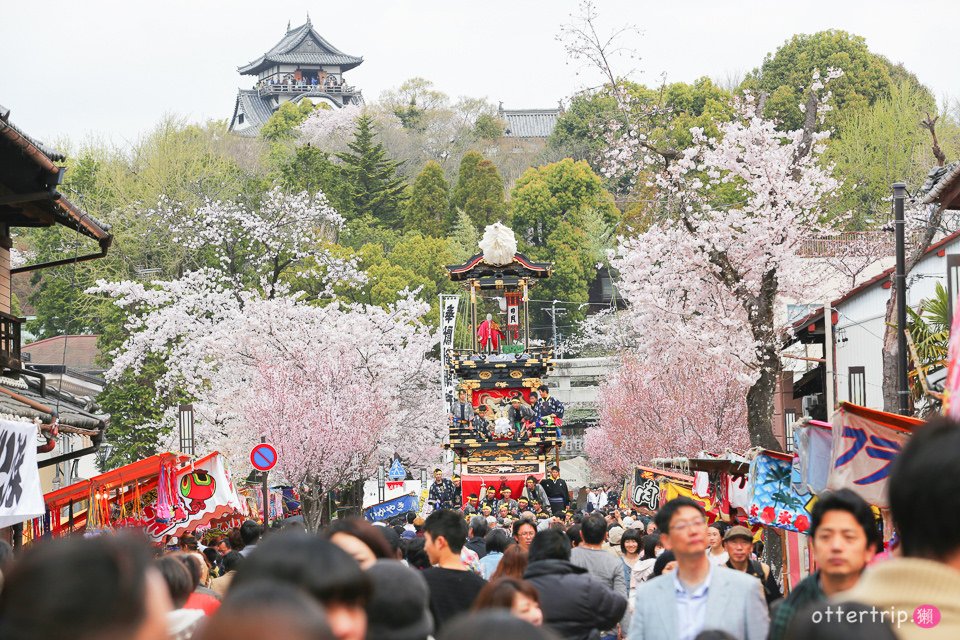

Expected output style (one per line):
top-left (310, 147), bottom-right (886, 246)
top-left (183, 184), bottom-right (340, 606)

top-left (651, 550), bottom-right (676, 578)
top-left (406, 512), bottom-right (417, 525)
top-left (198, 582), bottom-right (334, 640)
top-left (222, 550), bottom-right (244, 573)
top-left (486, 486), bottom-right (496, 492)
top-left (484, 529), bottom-right (512, 554)
top-left (655, 497), bottom-right (705, 533)
top-left (469, 516), bottom-right (489, 538)
top-left (240, 520), bottom-right (262, 546)
top-left (423, 509), bottom-right (468, 553)
top-left (215, 536), bottom-right (232, 550)
top-left (402, 537), bottom-right (431, 570)
top-left (468, 493), bottom-right (478, 499)
top-left (566, 524), bottom-right (582, 548)
top-left (528, 529), bottom-right (570, 562)
top-left (620, 528), bottom-right (643, 554)
top-left (230, 530), bottom-right (372, 606)
top-left (325, 517), bottom-right (394, 560)
top-left (580, 513), bottom-right (607, 545)
top-left (156, 555), bottom-right (194, 608)
top-left (228, 528), bottom-right (245, 551)
top-left (526, 475), bottom-right (537, 484)
top-left (539, 385), bottom-right (549, 393)
top-left (203, 547), bottom-right (220, 567)
top-left (811, 489), bottom-right (882, 553)
top-left (640, 533), bottom-right (661, 559)
top-left (175, 552), bottom-right (202, 590)
top-left (890, 417), bottom-right (960, 560)
top-left (550, 466), bottom-right (559, 472)
top-left (0, 534), bottom-right (154, 639)
top-left (490, 545), bottom-right (528, 581)
top-left (434, 468), bottom-right (442, 473)
top-left (512, 519), bottom-right (536, 538)
top-left (437, 611), bottom-right (557, 640)
top-left (472, 578), bottom-right (540, 612)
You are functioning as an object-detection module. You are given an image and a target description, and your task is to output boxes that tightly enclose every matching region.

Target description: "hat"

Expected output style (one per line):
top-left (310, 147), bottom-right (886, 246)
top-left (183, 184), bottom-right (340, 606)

top-left (622, 516), bottom-right (635, 527)
top-left (723, 525), bottom-right (753, 542)
top-left (365, 560), bottom-right (434, 640)
top-left (608, 526), bottom-right (624, 545)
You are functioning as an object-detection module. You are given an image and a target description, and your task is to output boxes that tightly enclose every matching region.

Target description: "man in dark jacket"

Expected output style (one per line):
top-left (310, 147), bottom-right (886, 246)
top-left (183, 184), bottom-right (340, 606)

top-left (524, 529), bottom-right (626, 640)
top-left (465, 516), bottom-right (488, 559)
top-left (540, 466), bottom-right (570, 515)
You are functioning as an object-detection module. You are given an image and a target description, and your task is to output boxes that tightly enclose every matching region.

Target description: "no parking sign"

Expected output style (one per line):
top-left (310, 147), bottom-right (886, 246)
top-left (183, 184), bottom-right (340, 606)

top-left (250, 443), bottom-right (278, 472)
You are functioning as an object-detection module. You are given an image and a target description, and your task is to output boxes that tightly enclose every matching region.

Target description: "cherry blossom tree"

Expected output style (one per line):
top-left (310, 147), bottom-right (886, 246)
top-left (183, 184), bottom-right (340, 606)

top-left (297, 104), bottom-right (363, 152)
top-left (609, 82), bottom-right (840, 451)
top-left (586, 356), bottom-right (749, 481)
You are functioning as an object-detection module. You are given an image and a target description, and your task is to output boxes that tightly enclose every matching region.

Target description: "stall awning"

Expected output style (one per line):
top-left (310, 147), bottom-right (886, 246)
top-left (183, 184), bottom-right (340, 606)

top-left (45, 452), bottom-right (188, 511)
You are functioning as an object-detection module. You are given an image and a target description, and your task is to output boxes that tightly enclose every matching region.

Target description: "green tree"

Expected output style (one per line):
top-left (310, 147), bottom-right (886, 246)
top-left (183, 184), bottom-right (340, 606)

top-left (510, 158), bottom-right (619, 247)
top-left (448, 209), bottom-right (480, 263)
top-left (743, 30), bottom-right (934, 134)
top-left (451, 151), bottom-right (506, 230)
top-left (261, 100), bottom-right (319, 141)
top-left (405, 161), bottom-right (451, 233)
top-left (337, 115), bottom-right (407, 227)
top-left (277, 145), bottom-right (352, 219)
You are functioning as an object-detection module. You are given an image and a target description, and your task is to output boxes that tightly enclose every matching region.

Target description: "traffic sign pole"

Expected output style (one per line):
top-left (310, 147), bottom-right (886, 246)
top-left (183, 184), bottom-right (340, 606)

top-left (260, 437), bottom-right (269, 526)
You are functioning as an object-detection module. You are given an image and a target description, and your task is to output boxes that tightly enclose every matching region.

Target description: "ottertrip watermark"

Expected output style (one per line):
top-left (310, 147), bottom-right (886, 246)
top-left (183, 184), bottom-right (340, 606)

top-left (810, 604), bottom-right (941, 630)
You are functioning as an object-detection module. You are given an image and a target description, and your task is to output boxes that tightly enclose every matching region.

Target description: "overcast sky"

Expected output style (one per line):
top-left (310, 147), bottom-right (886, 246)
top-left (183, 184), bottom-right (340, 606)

top-left (2, 0), bottom-right (958, 149)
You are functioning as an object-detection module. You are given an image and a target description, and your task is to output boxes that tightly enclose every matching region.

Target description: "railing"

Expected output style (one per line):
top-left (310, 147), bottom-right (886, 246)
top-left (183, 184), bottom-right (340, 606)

top-left (798, 232), bottom-right (893, 258)
top-left (0, 311), bottom-right (23, 369)
top-left (257, 82), bottom-right (361, 97)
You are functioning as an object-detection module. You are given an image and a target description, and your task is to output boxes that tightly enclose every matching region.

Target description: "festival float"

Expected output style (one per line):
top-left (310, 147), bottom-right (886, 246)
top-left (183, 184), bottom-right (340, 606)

top-left (442, 223), bottom-right (561, 501)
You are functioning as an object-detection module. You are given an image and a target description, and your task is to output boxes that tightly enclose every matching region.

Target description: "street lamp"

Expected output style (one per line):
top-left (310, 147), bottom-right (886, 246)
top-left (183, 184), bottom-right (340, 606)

top-left (179, 404), bottom-right (195, 456)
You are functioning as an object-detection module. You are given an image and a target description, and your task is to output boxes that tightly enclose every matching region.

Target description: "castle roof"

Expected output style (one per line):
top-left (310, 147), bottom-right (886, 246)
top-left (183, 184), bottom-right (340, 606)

top-left (238, 18), bottom-right (363, 75)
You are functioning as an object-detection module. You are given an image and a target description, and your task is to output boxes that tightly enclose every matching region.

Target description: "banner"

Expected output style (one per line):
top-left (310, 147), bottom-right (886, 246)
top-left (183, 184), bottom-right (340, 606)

top-left (144, 453), bottom-right (246, 540)
top-left (364, 494), bottom-right (420, 522)
top-left (0, 420), bottom-right (44, 528)
top-left (747, 451), bottom-right (810, 534)
top-left (826, 403), bottom-right (918, 508)
top-left (792, 421), bottom-right (832, 495)
top-left (439, 294), bottom-right (461, 407)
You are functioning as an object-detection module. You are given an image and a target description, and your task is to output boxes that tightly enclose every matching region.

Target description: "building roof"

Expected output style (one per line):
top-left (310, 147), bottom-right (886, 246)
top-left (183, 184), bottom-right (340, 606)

top-left (499, 108), bottom-right (560, 138)
top-left (0, 374), bottom-right (106, 431)
top-left (920, 161), bottom-right (960, 207)
top-left (0, 106), bottom-right (112, 246)
top-left (22, 335), bottom-right (101, 372)
top-left (230, 90), bottom-right (276, 135)
top-left (238, 18), bottom-right (363, 75)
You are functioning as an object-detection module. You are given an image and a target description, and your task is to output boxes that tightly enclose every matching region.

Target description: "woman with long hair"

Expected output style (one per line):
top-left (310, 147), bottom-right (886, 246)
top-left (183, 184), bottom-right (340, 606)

top-left (490, 545), bottom-right (528, 581)
top-left (473, 578), bottom-right (543, 627)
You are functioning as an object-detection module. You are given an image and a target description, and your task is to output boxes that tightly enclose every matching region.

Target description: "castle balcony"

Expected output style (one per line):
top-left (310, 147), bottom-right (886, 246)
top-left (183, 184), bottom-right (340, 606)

top-left (256, 82), bottom-right (362, 100)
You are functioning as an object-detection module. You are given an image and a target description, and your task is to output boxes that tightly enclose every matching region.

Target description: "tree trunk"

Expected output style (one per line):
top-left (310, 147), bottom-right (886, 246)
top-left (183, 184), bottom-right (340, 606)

top-left (881, 291), bottom-right (900, 412)
top-left (746, 351), bottom-right (784, 451)
top-left (300, 479), bottom-right (327, 533)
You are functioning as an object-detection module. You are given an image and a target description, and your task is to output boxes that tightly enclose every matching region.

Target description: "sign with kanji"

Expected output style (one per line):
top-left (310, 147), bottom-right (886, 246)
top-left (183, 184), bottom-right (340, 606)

top-left (364, 494), bottom-right (420, 522)
top-left (439, 295), bottom-right (460, 406)
top-left (0, 420), bottom-right (43, 528)
top-left (250, 443), bottom-right (278, 472)
top-left (826, 403), bottom-right (917, 508)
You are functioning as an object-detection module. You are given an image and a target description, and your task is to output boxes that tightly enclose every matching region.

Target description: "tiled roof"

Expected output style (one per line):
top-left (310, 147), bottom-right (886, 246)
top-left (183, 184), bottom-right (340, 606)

top-left (230, 90), bottom-right (275, 134)
top-left (500, 109), bottom-right (560, 138)
top-left (238, 20), bottom-right (363, 75)
top-left (0, 375), bottom-right (106, 431)
top-left (0, 103), bottom-right (64, 161)
top-left (920, 161), bottom-right (960, 205)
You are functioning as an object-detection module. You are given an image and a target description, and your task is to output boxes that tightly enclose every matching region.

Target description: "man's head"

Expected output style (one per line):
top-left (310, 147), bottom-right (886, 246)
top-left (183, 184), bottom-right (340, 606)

top-left (580, 513), bottom-right (608, 545)
top-left (706, 523), bottom-right (723, 551)
top-left (433, 468), bottom-right (443, 483)
top-left (457, 389), bottom-right (467, 401)
top-left (531, 501), bottom-right (542, 512)
top-left (528, 529), bottom-right (570, 562)
top-left (810, 489), bottom-right (880, 580)
top-left (723, 526), bottom-right (754, 565)
top-left (550, 466), bottom-right (560, 480)
top-left (510, 397), bottom-right (521, 408)
top-left (512, 520), bottom-right (537, 548)
top-left (501, 487), bottom-right (512, 499)
top-left (539, 385), bottom-right (550, 398)
top-left (452, 474), bottom-right (461, 487)
top-left (890, 417), bottom-right (960, 561)
top-left (240, 520), bottom-right (262, 547)
top-left (498, 505), bottom-right (509, 517)
top-left (525, 475), bottom-right (537, 490)
top-left (477, 404), bottom-right (488, 416)
top-left (467, 493), bottom-right (478, 505)
top-left (215, 537), bottom-right (232, 555)
top-left (423, 510), bottom-right (468, 563)
top-left (469, 516), bottom-right (489, 539)
top-left (656, 498), bottom-right (708, 559)
top-left (518, 497), bottom-right (529, 509)
top-left (486, 486), bottom-right (497, 499)
top-left (481, 504), bottom-right (493, 516)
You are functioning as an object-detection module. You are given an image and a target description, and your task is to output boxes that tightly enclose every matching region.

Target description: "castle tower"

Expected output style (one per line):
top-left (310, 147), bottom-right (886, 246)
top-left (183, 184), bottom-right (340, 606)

top-left (229, 16), bottom-right (364, 136)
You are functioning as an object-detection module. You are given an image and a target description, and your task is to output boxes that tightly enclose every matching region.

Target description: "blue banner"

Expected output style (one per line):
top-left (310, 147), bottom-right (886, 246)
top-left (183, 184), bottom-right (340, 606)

top-left (364, 494), bottom-right (420, 522)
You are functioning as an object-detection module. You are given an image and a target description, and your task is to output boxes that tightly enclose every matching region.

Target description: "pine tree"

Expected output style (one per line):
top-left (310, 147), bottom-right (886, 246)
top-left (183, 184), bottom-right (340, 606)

top-left (337, 115), bottom-right (407, 226)
top-left (451, 151), bottom-right (506, 230)
top-left (405, 161), bottom-right (451, 234)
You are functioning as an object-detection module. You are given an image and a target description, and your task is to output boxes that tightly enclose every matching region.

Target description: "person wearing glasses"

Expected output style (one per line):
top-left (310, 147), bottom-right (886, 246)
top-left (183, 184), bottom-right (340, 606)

top-left (627, 497), bottom-right (769, 640)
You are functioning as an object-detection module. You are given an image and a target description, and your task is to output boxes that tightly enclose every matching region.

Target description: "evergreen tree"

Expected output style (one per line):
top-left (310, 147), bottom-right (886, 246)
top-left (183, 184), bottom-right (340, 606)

top-left (405, 161), bottom-right (451, 233)
top-left (448, 209), bottom-right (480, 263)
top-left (451, 151), bottom-right (506, 230)
top-left (337, 115), bottom-right (407, 226)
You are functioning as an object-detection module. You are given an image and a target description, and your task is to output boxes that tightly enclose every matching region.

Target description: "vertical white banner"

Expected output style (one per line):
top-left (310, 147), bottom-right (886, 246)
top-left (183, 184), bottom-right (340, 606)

top-left (0, 420), bottom-right (44, 528)
top-left (439, 294), bottom-right (461, 407)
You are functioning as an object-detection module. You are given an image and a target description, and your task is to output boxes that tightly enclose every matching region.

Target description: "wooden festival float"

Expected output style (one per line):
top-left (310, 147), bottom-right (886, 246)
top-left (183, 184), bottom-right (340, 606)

top-left (444, 223), bottom-right (561, 501)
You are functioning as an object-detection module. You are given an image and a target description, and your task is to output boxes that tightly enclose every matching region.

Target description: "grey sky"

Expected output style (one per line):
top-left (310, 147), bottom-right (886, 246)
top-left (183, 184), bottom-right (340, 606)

top-left (2, 0), bottom-right (958, 148)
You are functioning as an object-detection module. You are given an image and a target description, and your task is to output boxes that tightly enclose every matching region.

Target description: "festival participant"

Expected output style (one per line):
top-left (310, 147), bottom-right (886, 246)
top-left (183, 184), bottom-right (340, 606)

top-left (452, 474), bottom-right (463, 507)
top-left (513, 519), bottom-right (537, 553)
top-left (463, 493), bottom-right (481, 515)
top-left (482, 485), bottom-right (500, 511)
top-left (421, 510), bottom-right (488, 631)
top-left (523, 529), bottom-right (626, 640)
top-left (195, 583), bottom-right (334, 640)
top-left (627, 498), bottom-right (769, 640)
top-left (0, 535), bottom-right (172, 640)
top-left (229, 531), bottom-right (371, 640)
top-left (429, 468), bottom-right (459, 511)
top-left (326, 517), bottom-right (394, 570)
top-left (497, 504), bottom-right (511, 523)
top-left (473, 578), bottom-right (544, 627)
top-left (705, 523), bottom-right (728, 566)
top-left (472, 404), bottom-right (492, 441)
top-left (479, 530), bottom-right (512, 579)
top-left (540, 466), bottom-right (570, 515)
top-left (452, 389), bottom-right (475, 432)
top-left (722, 525), bottom-right (782, 604)
top-left (480, 503), bottom-right (494, 521)
top-left (363, 560), bottom-right (434, 640)
top-left (523, 475), bottom-right (550, 509)
top-left (508, 396), bottom-right (535, 440)
top-left (238, 520), bottom-right (261, 557)
top-left (491, 545), bottom-right (529, 581)
top-left (499, 486), bottom-right (519, 514)
top-left (533, 385), bottom-right (564, 436)
top-left (768, 489), bottom-right (881, 640)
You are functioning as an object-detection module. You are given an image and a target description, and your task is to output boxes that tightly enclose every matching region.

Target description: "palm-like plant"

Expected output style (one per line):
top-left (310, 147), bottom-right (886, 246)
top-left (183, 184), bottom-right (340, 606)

top-left (906, 282), bottom-right (949, 413)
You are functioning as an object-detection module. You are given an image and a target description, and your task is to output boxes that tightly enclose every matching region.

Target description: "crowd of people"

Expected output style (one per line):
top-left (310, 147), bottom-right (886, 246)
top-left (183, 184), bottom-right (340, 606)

top-left (0, 416), bottom-right (959, 639)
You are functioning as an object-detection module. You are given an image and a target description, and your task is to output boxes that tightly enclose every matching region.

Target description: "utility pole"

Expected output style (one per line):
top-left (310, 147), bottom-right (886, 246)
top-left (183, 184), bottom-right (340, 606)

top-left (544, 300), bottom-right (566, 353)
top-left (893, 182), bottom-right (910, 416)
top-left (824, 302), bottom-right (835, 414)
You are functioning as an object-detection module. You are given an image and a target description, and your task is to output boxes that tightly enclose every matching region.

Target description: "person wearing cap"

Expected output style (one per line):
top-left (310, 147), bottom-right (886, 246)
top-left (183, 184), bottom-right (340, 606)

top-left (462, 493), bottom-right (480, 516)
top-left (627, 497), bottom-right (769, 640)
top-left (723, 525), bottom-right (782, 605)
top-left (365, 559), bottom-right (434, 640)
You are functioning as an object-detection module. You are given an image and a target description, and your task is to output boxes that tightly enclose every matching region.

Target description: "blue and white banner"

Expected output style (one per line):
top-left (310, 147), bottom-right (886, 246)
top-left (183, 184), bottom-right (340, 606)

top-left (364, 494), bottom-right (420, 522)
top-left (439, 294), bottom-right (460, 406)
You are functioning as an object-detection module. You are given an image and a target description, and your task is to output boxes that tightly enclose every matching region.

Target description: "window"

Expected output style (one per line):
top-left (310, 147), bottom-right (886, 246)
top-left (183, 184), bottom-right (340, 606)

top-left (237, 113), bottom-right (245, 125)
top-left (948, 255), bottom-right (960, 325)
top-left (849, 366), bottom-right (866, 406)
top-left (784, 409), bottom-right (797, 451)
